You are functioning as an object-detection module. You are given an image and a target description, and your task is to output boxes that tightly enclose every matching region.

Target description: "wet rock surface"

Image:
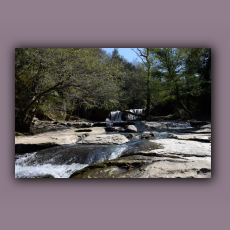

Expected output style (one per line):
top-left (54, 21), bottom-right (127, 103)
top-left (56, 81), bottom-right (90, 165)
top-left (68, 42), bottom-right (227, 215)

top-left (70, 138), bottom-right (211, 178)
top-left (19, 145), bottom-right (115, 166)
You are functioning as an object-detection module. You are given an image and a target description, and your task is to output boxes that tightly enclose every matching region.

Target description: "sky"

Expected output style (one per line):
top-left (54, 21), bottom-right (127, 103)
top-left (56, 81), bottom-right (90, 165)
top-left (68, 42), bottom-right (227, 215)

top-left (102, 48), bottom-right (142, 63)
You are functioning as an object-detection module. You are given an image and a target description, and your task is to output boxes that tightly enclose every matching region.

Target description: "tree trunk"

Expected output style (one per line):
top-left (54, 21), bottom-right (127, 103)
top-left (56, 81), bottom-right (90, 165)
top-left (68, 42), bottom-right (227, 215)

top-left (16, 81), bottom-right (65, 132)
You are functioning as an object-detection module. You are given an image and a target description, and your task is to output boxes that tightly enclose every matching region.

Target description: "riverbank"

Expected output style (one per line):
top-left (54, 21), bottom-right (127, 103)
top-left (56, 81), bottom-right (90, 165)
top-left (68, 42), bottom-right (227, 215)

top-left (15, 119), bottom-right (211, 178)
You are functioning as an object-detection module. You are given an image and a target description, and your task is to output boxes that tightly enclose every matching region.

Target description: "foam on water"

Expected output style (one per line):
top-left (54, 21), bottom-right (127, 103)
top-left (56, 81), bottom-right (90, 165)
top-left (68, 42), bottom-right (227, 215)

top-left (15, 153), bottom-right (88, 178)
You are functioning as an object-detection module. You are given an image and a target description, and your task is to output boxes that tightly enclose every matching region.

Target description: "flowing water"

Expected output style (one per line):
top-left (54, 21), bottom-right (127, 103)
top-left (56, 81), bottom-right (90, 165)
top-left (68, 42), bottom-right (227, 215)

top-left (15, 120), bottom-right (194, 178)
top-left (108, 109), bottom-right (145, 121)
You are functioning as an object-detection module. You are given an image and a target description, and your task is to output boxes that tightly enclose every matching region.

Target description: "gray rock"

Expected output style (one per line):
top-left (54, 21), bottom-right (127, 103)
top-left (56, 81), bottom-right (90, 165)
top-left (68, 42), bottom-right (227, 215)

top-left (149, 139), bottom-right (211, 157)
top-left (15, 127), bottom-right (106, 153)
top-left (144, 122), bottom-right (167, 130)
top-left (70, 155), bottom-right (211, 178)
top-left (70, 138), bottom-right (211, 178)
top-left (125, 125), bottom-right (137, 132)
top-left (73, 122), bottom-right (93, 128)
top-left (78, 134), bottom-right (129, 145)
top-left (169, 134), bottom-right (211, 142)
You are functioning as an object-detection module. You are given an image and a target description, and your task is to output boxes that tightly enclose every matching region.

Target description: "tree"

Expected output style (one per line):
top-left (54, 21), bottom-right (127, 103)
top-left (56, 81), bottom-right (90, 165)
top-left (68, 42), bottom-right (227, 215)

top-left (148, 48), bottom-right (211, 118)
top-left (181, 48), bottom-right (211, 116)
top-left (15, 48), bottom-right (123, 132)
top-left (131, 48), bottom-right (152, 117)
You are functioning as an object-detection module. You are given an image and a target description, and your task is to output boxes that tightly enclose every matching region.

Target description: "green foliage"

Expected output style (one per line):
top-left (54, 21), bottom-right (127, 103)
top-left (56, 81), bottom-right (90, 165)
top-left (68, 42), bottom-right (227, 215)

top-left (146, 48), bottom-right (211, 118)
top-left (15, 47), bottom-right (211, 131)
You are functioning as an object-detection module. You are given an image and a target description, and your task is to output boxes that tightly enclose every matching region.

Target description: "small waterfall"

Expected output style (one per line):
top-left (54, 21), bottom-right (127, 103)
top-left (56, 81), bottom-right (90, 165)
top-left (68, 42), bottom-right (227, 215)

top-left (110, 111), bottom-right (123, 121)
top-left (126, 109), bottom-right (145, 120)
top-left (106, 109), bottom-right (145, 121)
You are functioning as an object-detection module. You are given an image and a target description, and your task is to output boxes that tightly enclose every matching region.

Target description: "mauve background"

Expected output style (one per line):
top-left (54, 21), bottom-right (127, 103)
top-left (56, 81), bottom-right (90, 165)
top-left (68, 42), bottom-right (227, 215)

top-left (1, 0), bottom-right (229, 229)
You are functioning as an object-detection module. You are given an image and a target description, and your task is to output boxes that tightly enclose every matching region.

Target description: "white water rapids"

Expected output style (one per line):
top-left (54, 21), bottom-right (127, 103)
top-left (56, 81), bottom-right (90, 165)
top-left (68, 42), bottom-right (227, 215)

top-left (15, 144), bottom-right (129, 178)
top-left (15, 153), bottom-right (88, 178)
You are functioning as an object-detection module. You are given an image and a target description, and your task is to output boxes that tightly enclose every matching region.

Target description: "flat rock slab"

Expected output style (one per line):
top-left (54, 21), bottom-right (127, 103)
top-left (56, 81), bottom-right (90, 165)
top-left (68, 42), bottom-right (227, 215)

top-left (138, 157), bottom-right (211, 178)
top-left (70, 155), bottom-right (211, 178)
top-left (180, 128), bottom-right (211, 134)
top-left (70, 138), bottom-right (211, 178)
top-left (78, 134), bottom-right (129, 145)
top-left (15, 127), bottom-right (106, 153)
top-left (144, 121), bottom-right (167, 130)
top-left (170, 133), bottom-right (211, 142)
top-left (15, 128), bottom-right (78, 145)
top-left (149, 139), bottom-right (211, 157)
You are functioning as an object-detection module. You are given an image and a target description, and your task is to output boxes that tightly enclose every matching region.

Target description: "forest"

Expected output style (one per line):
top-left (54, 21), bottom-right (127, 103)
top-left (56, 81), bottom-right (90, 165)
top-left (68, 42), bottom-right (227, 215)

top-left (15, 48), bottom-right (211, 133)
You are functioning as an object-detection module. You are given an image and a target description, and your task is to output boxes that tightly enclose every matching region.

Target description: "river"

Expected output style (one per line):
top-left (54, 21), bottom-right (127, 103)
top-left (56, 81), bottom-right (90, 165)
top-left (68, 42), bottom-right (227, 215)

top-left (15, 121), bottom-right (193, 178)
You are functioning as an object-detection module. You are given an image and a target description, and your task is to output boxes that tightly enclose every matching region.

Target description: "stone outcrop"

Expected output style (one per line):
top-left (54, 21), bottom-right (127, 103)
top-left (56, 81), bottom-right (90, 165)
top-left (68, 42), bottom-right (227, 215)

top-left (77, 134), bottom-right (129, 145)
top-left (15, 127), bottom-right (106, 153)
top-left (144, 121), bottom-right (167, 130)
top-left (170, 134), bottom-right (211, 142)
top-left (70, 138), bottom-right (211, 178)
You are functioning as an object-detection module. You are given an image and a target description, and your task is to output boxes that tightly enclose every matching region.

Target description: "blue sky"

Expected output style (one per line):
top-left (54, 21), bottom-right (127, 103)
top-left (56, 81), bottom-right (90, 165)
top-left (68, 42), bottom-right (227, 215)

top-left (102, 48), bottom-right (142, 63)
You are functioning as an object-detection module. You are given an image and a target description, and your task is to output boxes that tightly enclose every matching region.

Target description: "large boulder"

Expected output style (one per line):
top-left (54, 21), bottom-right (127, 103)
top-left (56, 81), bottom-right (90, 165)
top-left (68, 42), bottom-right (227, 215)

top-left (125, 125), bottom-right (137, 133)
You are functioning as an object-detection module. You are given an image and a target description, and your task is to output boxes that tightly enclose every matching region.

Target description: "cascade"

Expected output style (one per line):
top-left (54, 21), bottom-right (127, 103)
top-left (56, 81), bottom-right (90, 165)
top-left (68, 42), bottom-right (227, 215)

top-left (126, 109), bottom-right (145, 120)
top-left (110, 111), bottom-right (123, 121)
top-left (106, 109), bottom-right (145, 121)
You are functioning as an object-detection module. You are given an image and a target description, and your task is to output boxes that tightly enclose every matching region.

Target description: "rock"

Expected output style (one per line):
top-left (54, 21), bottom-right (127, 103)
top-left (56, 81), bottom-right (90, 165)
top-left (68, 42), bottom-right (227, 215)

top-left (15, 132), bottom-right (24, 136)
top-left (138, 157), bottom-right (211, 178)
top-left (69, 155), bottom-right (211, 178)
top-left (140, 134), bottom-right (151, 139)
top-left (93, 121), bottom-right (135, 127)
top-left (126, 134), bottom-right (135, 139)
top-left (125, 125), bottom-right (137, 133)
top-left (15, 127), bottom-right (106, 153)
top-left (170, 134), bottom-right (211, 142)
top-left (78, 134), bottom-right (129, 145)
top-left (105, 127), bottom-right (118, 132)
top-left (105, 127), bottom-right (126, 132)
top-left (15, 142), bottom-right (60, 153)
top-left (75, 129), bottom-right (92, 132)
top-left (73, 122), bottom-right (93, 128)
top-left (70, 138), bottom-right (211, 178)
top-left (149, 139), bottom-right (211, 157)
top-left (190, 121), bottom-right (210, 127)
top-left (144, 122), bottom-right (167, 130)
